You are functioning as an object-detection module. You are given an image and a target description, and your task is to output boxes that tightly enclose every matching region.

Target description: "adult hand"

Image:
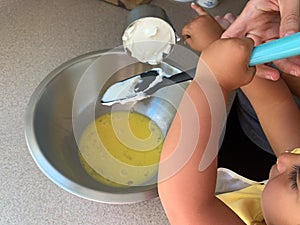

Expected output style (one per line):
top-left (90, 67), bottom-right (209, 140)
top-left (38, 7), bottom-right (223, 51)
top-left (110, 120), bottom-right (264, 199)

top-left (222, 0), bottom-right (300, 80)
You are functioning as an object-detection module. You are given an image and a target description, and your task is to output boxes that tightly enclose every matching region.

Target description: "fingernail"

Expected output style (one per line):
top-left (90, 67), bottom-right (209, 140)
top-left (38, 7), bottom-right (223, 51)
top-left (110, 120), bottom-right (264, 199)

top-left (266, 75), bottom-right (277, 81)
top-left (290, 69), bottom-right (299, 76)
top-left (276, 158), bottom-right (286, 172)
top-left (284, 31), bottom-right (296, 37)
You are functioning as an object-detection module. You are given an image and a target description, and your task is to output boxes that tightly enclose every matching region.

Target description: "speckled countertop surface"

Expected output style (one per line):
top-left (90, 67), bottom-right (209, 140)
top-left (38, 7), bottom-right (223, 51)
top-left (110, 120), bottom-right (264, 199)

top-left (0, 0), bottom-right (246, 224)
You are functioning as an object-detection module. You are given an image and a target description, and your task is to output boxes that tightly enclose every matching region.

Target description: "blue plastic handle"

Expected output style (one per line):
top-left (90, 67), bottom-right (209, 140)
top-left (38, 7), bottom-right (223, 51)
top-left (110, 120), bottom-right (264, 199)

top-left (249, 32), bottom-right (300, 66)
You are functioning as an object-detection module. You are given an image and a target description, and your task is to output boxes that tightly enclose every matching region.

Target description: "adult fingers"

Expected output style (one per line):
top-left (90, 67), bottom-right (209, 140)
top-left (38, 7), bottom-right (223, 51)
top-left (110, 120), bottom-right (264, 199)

top-left (245, 33), bottom-right (265, 46)
top-left (221, 1), bottom-right (259, 39)
top-left (273, 56), bottom-right (300, 77)
top-left (221, 17), bottom-right (247, 39)
top-left (278, 0), bottom-right (300, 37)
top-left (223, 13), bottom-right (236, 24)
top-left (215, 16), bottom-right (231, 30)
top-left (214, 13), bottom-right (236, 30)
top-left (254, 64), bottom-right (281, 81)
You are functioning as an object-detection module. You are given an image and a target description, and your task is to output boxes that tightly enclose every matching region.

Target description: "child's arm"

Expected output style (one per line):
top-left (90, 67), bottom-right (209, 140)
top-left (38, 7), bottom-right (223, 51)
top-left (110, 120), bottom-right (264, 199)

top-left (241, 76), bottom-right (300, 155)
top-left (158, 82), bottom-right (246, 225)
top-left (158, 38), bottom-right (255, 225)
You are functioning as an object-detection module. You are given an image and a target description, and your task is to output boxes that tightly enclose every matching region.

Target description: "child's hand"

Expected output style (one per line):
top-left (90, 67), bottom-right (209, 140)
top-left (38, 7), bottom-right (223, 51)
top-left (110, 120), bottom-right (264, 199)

top-left (182, 3), bottom-right (223, 52)
top-left (199, 38), bottom-right (256, 91)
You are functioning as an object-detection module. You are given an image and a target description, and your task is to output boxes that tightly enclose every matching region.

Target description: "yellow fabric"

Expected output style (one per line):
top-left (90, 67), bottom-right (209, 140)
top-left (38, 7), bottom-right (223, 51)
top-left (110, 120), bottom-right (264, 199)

top-left (217, 183), bottom-right (266, 225)
top-left (216, 148), bottom-right (300, 225)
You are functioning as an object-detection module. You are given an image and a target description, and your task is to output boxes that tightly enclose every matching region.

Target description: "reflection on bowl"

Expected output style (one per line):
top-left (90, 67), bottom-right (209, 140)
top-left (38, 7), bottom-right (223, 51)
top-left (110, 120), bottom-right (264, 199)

top-left (25, 48), bottom-right (196, 203)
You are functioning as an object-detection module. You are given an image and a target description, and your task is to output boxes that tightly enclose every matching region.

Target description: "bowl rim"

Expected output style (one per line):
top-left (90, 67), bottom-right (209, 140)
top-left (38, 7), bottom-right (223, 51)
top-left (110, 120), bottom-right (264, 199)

top-left (24, 49), bottom-right (159, 204)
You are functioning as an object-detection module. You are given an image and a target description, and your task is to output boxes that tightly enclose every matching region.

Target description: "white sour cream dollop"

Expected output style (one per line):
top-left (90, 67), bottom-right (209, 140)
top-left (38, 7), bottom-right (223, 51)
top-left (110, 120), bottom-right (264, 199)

top-left (122, 17), bottom-right (176, 65)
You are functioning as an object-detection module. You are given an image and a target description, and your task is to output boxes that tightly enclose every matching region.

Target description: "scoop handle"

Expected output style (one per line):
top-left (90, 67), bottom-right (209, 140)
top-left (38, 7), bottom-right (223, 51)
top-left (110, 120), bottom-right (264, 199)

top-left (249, 32), bottom-right (300, 66)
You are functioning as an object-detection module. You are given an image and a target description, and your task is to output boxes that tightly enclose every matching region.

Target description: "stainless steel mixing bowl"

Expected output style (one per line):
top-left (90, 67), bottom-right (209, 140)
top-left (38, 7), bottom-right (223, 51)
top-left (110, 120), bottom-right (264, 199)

top-left (25, 47), bottom-right (197, 204)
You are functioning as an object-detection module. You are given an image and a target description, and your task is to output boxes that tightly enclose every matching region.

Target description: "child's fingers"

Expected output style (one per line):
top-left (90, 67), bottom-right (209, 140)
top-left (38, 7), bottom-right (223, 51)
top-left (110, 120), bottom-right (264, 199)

top-left (244, 37), bottom-right (255, 51)
top-left (191, 2), bottom-right (208, 16)
top-left (242, 38), bottom-right (257, 77)
top-left (277, 151), bottom-right (300, 173)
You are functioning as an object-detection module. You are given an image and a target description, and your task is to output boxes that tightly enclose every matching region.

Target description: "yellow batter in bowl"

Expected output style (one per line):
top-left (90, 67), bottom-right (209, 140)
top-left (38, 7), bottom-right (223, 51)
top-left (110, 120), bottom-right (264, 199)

top-left (78, 110), bottom-right (164, 187)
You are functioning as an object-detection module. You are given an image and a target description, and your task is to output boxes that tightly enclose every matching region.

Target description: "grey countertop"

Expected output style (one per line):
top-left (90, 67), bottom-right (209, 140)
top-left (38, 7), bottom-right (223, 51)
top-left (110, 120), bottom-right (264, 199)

top-left (0, 0), bottom-right (246, 224)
